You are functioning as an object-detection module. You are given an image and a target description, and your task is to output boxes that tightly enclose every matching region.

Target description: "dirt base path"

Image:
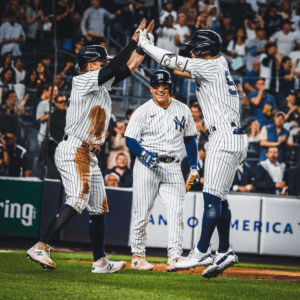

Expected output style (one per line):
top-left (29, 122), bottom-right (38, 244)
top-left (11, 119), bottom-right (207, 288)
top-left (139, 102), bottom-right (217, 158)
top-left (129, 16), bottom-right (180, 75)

top-left (67, 260), bottom-right (300, 283)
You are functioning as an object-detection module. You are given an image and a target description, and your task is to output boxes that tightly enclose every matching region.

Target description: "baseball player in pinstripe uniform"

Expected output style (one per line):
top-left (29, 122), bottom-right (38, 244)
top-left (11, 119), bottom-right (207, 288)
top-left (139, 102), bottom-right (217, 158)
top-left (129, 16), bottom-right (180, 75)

top-left (137, 29), bottom-right (248, 277)
top-left (26, 19), bottom-right (154, 273)
top-left (125, 70), bottom-right (199, 271)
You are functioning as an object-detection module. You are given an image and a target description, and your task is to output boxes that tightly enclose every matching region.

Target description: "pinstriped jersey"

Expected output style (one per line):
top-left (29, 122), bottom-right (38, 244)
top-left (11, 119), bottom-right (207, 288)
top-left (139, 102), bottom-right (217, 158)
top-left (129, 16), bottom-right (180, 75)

top-left (125, 98), bottom-right (197, 157)
top-left (64, 70), bottom-right (114, 146)
top-left (187, 55), bottom-right (240, 130)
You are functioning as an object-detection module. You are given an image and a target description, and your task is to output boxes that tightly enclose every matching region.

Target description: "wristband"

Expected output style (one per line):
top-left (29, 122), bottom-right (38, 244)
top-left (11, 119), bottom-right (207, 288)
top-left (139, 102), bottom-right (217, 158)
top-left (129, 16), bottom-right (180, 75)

top-left (136, 47), bottom-right (145, 56)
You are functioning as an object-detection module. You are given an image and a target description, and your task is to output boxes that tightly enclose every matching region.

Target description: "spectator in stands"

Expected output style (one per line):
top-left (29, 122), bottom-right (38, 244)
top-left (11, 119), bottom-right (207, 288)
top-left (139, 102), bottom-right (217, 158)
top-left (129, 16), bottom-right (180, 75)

top-left (36, 62), bottom-right (50, 86)
top-left (181, 141), bottom-right (206, 191)
top-left (0, 127), bottom-right (10, 175)
top-left (125, 107), bottom-right (136, 126)
top-left (159, 0), bottom-right (177, 25)
top-left (0, 67), bottom-right (16, 90)
top-left (226, 27), bottom-right (247, 72)
top-left (257, 2), bottom-right (267, 19)
top-left (174, 13), bottom-right (190, 55)
top-left (48, 94), bottom-right (67, 165)
top-left (264, 2), bottom-right (283, 39)
top-left (244, 18), bottom-right (260, 42)
top-left (269, 19), bottom-right (300, 57)
top-left (246, 119), bottom-right (261, 142)
top-left (197, 0), bottom-right (219, 31)
top-left (243, 60), bottom-right (260, 94)
top-left (0, 90), bottom-right (26, 115)
top-left (13, 56), bottom-right (26, 84)
top-left (0, 51), bottom-right (13, 73)
top-left (178, 0), bottom-right (197, 28)
top-left (0, 9), bottom-right (25, 56)
top-left (254, 146), bottom-right (288, 195)
top-left (218, 12), bottom-right (234, 61)
top-left (6, 0), bottom-right (26, 27)
top-left (0, 131), bottom-right (32, 177)
top-left (31, 84), bottom-right (49, 130)
top-left (25, 0), bottom-right (48, 51)
top-left (156, 15), bottom-right (177, 53)
top-left (194, 12), bottom-right (208, 31)
top-left (259, 111), bottom-right (293, 162)
top-left (50, 94), bottom-right (67, 143)
top-left (56, 0), bottom-right (75, 49)
top-left (231, 161), bottom-right (253, 193)
top-left (190, 102), bottom-right (208, 144)
top-left (54, 74), bottom-right (70, 91)
top-left (104, 172), bottom-right (119, 187)
top-left (38, 54), bottom-right (53, 77)
top-left (289, 44), bottom-right (300, 90)
top-left (80, 0), bottom-right (117, 43)
top-left (279, 0), bottom-right (292, 20)
top-left (22, 67), bottom-right (38, 88)
top-left (259, 42), bottom-right (281, 93)
top-left (104, 152), bottom-right (133, 188)
top-left (231, 0), bottom-right (255, 29)
top-left (36, 85), bottom-right (58, 145)
top-left (106, 120), bottom-right (130, 169)
top-left (245, 27), bottom-right (266, 72)
top-left (281, 90), bottom-right (300, 125)
top-left (277, 56), bottom-right (297, 108)
top-left (248, 78), bottom-right (277, 127)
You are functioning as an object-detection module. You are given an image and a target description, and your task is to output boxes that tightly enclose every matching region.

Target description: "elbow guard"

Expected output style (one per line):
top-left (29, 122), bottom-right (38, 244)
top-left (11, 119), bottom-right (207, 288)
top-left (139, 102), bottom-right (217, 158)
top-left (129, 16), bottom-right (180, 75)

top-left (160, 53), bottom-right (189, 72)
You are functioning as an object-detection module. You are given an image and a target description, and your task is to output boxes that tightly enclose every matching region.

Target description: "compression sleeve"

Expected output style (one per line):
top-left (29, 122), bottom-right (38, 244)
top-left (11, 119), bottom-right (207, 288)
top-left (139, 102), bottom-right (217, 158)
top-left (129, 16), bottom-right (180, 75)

top-left (184, 136), bottom-right (198, 169)
top-left (98, 39), bottom-right (137, 86)
top-left (126, 137), bottom-right (144, 157)
top-left (113, 64), bottom-right (132, 85)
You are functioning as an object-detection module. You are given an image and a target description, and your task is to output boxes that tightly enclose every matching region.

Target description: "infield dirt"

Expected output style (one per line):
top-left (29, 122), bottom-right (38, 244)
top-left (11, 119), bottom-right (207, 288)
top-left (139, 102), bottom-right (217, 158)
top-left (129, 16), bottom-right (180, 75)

top-left (67, 260), bottom-right (300, 283)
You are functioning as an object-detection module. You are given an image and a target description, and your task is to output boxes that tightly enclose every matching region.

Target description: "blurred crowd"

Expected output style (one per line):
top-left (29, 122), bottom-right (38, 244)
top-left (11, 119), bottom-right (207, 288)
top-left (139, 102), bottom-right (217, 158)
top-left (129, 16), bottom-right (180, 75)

top-left (0, 0), bottom-right (300, 196)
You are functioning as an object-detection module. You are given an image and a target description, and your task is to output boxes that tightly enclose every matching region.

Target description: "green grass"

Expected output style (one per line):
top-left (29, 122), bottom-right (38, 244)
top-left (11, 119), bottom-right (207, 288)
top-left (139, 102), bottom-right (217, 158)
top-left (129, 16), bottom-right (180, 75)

top-left (0, 250), bottom-right (300, 300)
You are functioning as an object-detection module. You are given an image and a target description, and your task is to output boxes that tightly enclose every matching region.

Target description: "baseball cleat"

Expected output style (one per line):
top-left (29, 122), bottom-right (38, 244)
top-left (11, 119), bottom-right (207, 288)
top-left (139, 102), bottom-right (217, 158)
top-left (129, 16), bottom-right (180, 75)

top-left (167, 251), bottom-right (184, 271)
top-left (92, 256), bottom-right (126, 273)
top-left (174, 246), bottom-right (213, 269)
top-left (202, 247), bottom-right (238, 279)
top-left (131, 254), bottom-right (154, 270)
top-left (26, 242), bottom-right (56, 270)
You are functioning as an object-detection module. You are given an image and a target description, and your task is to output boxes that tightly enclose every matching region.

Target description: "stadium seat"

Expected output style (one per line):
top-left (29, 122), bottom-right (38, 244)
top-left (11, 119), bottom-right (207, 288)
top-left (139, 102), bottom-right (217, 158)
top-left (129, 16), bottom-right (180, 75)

top-left (247, 142), bottom-right (260, 158)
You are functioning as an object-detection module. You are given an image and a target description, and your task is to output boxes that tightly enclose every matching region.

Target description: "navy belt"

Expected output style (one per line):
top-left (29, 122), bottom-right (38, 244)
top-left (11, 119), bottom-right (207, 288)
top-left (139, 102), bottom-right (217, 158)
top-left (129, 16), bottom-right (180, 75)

top-left (63, 135), bottom-right (101, 155)
top-left (205, 122), bottom-right (248, 136)
top-left (157, 155), bottom-right (179, 163)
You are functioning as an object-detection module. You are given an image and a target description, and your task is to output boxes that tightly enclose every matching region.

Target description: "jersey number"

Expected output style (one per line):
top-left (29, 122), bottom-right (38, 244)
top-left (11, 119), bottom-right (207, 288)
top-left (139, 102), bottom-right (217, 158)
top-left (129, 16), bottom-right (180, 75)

top-left (225, 71), bottom-right (237, 96)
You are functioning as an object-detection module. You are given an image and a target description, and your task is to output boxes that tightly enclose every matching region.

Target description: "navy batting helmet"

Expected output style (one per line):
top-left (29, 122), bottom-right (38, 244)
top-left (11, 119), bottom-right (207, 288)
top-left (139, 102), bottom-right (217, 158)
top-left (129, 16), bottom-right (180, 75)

top-left (77, 45), bottom-right (113, 70)
top-left (185, 30), bottom-right (222, 58)
top-left (150, 70), bottom-right (173, 92)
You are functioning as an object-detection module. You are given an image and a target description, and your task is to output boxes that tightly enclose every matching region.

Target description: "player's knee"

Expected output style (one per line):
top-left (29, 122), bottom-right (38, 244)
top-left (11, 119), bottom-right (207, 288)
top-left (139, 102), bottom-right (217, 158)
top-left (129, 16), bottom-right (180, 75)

top-left (203, 192), bottom-right (222, 221)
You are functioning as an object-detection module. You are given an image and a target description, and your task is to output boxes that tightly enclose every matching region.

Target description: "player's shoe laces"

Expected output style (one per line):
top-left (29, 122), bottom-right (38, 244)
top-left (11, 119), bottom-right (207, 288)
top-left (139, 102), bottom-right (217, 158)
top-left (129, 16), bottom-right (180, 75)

top-left (92, 256), bottom-right (126, 273)
top-left (174, 246), bottom-right (213, 269)
top-left (131, 254), bottom-right (154, 270)
top-left (202, 247), bottom-right (238, 278)
top-left (167, 251), bottom-right (184, 271)
top-left (26, 242), bottom-right (56, 270)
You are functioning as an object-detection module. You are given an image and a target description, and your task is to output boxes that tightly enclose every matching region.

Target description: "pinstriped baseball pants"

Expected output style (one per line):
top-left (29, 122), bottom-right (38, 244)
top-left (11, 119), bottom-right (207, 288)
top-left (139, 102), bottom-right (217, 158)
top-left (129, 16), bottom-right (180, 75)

top-left (203, 129), bottom-right (248, 200)
top-left (131, 158), bottom-right (186, 257)
top-left (54, 135), bottom-right (108, 215)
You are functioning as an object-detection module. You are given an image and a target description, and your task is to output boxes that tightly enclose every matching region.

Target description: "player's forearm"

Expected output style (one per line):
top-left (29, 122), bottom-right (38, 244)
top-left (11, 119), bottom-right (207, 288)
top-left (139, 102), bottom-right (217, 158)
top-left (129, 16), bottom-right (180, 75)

top-left (127, 50), bottom-right (144, 73)
top-left (141, 42), bottom-right (189, 73)
top-left (126, 137), bottom-right (144, 157)
top-left (184, 136), bottom-right (198, 169)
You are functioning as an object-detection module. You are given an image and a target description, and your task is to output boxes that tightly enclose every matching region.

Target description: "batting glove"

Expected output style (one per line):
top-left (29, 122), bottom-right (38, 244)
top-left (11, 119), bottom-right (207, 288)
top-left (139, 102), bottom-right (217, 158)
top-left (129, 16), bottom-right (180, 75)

top-left (137, 29), bottom-right (152, 48)
top-left (141, 150), bottom-right (160, 168)
top-left (186, 166), bottom-right (200, 186)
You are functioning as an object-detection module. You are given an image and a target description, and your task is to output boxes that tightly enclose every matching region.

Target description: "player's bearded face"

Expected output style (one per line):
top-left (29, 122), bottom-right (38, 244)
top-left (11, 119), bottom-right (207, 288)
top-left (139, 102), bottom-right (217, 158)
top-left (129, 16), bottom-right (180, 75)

top-left (150, 83), bottom-right (170, 104)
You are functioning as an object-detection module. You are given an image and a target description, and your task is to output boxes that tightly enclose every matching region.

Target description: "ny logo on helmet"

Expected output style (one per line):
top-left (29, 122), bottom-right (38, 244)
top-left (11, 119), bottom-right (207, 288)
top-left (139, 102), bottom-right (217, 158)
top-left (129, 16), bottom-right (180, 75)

top-left (156, 73), bottom-right (164, 80)
top-left (174, 116), bottom-right (186, 132)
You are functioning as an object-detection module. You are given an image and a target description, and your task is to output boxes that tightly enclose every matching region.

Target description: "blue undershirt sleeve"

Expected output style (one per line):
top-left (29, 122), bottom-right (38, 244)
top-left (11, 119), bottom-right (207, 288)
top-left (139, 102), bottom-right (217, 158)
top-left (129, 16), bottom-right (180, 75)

top-left (126, 137), bottom-right (144, 157)
top-left (184, 135), bottom-right (198, 169)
